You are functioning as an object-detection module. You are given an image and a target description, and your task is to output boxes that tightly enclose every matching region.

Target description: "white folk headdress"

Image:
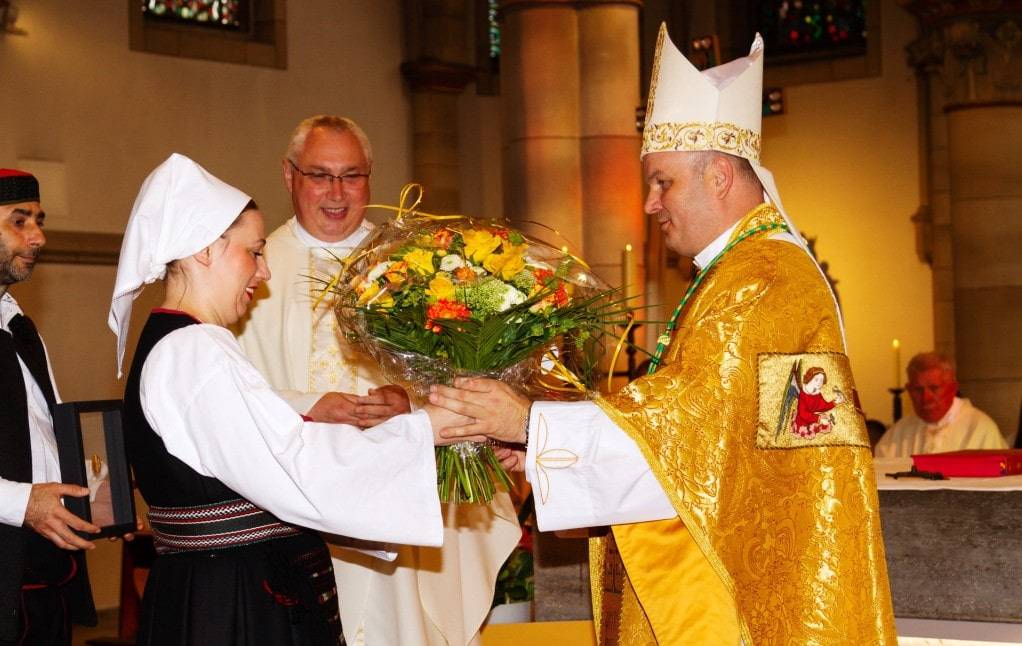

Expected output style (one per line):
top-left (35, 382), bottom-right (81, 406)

top-left (641, 24), bottom-right (805, 249)
top-left (109, 153), bottom-right (251, 376)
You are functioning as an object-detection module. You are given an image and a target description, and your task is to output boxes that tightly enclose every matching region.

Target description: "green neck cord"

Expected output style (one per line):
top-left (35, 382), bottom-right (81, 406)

top-left (647, 221), bottom-right (789, 375)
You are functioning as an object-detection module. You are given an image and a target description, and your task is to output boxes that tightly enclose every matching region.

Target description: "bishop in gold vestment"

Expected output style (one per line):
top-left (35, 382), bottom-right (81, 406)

top-left (592, 204), bottom-right (896, 644)
top-left (430, 24), bottom-right (897, 646)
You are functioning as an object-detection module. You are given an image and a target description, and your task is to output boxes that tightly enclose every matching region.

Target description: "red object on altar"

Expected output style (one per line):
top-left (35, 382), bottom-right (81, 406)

top-left (912, 449), bottom-right (1022, 477)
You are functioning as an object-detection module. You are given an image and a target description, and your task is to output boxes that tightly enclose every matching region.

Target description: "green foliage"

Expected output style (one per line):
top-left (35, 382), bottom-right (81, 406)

top-left (492, 547), bottom-right (534, 608)
top-left (361, 286), bottom-right (624, 376)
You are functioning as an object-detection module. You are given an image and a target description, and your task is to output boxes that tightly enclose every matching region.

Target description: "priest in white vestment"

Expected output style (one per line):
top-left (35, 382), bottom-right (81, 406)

top-left (236, 116), bottom-right (520, 646)
top-left (875, 351), bottom-right (1005, 457)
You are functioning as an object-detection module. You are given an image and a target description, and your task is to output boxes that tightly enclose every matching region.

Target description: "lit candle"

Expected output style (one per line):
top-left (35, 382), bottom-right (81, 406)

top-left (621, 244), bottom-right (635, 302)
top-left (892, 339), bottom-right (901, 388)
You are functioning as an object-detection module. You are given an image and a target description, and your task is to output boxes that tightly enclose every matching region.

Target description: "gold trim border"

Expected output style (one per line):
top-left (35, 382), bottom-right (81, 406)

top-left (643, 24), bottom-right (667, 130)
top-left (642, 121), bottom-right (762, 162)
top-left (593, 396), bottom-right (753, 645)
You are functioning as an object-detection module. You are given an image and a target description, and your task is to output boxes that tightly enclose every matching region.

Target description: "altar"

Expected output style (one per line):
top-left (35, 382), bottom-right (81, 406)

top-left (875, 457), bottom-right (1022, 645)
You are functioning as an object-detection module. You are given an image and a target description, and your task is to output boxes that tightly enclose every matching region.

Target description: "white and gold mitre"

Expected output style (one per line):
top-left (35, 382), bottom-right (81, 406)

top-left (642, 24), bottom-right (764, 162)
top-left (641, 25), bottom-right (803, 245)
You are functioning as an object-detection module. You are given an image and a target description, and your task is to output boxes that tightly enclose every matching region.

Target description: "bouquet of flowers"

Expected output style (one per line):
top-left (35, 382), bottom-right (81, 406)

top-left (322, 202), bottom-right (628, 503)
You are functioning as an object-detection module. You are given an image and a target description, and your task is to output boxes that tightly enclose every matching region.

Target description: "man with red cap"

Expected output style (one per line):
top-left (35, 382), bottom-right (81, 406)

top-left (0, 169), bottom-right (97, 645)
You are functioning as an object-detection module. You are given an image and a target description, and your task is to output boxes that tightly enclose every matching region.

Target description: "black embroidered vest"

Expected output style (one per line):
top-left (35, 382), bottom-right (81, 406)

top-left (0, 312), bottom-right (95, 638)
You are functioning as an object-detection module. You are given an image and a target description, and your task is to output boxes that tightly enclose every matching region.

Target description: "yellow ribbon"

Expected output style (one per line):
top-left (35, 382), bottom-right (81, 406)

top-left (311, 249), bottom-right (368, 310)
top-left (365, 182), bottom-right (466, 223)
top-left (536, 349), bottom-right (588, 394)
top-left (606, 313), bottom-right (636, 392)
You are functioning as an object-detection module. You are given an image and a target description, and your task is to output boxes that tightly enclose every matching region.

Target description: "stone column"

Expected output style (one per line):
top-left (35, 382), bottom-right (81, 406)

top-left (500, 0), bottom-right (646, 352)
top-left (499, 0), bottom-right (584, 248)
top-left (578, 0), bottom-right (644, 301)
top-left (907, 35), bottom-right (956, 357)
top-left (401, 0), bottom-right (476, 212)
top-left (499, 1), bottom-right (587, 623)
top-left (903, 1), bottom-right (1022, 439)
top-left (578, 1), bottom-right (645, 376)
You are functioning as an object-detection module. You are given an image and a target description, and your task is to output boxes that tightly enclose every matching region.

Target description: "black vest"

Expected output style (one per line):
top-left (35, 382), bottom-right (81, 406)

top-left (0, 313), bottom-right (95, 639)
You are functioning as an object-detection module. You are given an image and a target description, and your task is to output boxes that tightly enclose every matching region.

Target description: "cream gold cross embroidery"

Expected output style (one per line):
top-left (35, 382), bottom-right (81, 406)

top-left (534, 412), bottom-right (579, 505)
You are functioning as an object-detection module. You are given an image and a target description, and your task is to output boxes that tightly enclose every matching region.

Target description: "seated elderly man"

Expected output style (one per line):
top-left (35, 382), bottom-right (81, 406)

top-left (875, 352), bottom-right (1005, 457)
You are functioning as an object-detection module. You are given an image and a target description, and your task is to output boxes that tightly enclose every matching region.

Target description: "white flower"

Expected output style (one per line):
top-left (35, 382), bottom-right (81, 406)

top-left (366, 261), bottom-right (393, 282)
top-left (498, 282), bottom-right (526, 311)
top-left (471, 265), bottom-right (487, 275)
top-left (439, 254), bottom-right (466, 272)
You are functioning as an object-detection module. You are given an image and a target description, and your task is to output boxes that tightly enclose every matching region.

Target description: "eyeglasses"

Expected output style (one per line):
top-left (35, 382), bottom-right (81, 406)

top-left (287, 159), bottom-right (370, 188)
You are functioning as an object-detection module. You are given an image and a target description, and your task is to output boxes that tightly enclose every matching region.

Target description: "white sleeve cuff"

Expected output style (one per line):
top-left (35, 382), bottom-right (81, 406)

top-left (525, 400), bottom-right (676, 532)
top-left (0, 478), bottom-right (32, 527)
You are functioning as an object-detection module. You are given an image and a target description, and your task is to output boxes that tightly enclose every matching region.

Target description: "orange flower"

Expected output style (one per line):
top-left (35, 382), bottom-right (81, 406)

top-left (454, 266), bottom-right (477, 283)
top-left (533, 268), bottom-right (555, 283)
top-left (425, 299), bottom-right (471, 333)
top-left (433, 229), bottom-right (455, 248)
top-left (554, 284), bottom-right (569, 307)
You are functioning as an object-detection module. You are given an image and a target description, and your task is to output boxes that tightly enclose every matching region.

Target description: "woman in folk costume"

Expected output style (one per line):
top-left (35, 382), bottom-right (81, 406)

top-left (432, 25), bottom-right (897, 645)
top-left (108, 153), bottom-right (465, 645)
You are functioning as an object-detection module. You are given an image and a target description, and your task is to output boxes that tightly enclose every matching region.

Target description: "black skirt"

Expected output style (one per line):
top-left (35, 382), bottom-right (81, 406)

top-left (137, 532), bottom-right (342, 646)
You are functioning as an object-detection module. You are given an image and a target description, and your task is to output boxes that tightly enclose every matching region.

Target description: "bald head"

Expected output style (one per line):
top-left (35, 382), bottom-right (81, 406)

top-left (642, 150), bottom-right (765, 257)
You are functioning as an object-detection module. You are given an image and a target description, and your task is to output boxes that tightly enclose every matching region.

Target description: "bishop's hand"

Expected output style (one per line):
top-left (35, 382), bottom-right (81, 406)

top-left (429, 378), bottom-right (531, 445)
top-left (424, 404), bottom-right (486, 446)
top-left (493, 446), bottom-right (526, 472)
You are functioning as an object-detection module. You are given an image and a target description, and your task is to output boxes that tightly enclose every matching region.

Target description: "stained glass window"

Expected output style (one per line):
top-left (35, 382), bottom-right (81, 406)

top-left (142, 0), bottom-right (246, 30)
top-left (488, 0), bottom-right (500, 59)
top-left (753, 1), bottom-right (866, 58)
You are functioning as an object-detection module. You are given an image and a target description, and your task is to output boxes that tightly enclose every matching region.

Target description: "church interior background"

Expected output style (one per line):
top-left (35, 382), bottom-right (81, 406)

top-left (2, 0), bottom-right (1020, 633)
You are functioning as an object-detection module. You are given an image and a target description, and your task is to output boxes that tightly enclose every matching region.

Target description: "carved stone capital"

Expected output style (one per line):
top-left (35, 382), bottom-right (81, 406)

top-left (902, 1), bottom-right (1022, 108)
top-left (400, 58), bottom-right (477, 94)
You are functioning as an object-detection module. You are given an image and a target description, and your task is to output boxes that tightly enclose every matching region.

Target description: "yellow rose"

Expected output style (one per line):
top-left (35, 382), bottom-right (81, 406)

top-left (497, 252), bottom-right (526, 280)
top-left (484, 250), bottom-right (526, 280)
top-left (384, 260), bottom-right (409, 285)
top-left (404, 248), bottom-right (436, 275)
top-left (463, 230), bottom-right (502, 263)
top-left (356, 281), bottom-right (381, 305)
top-left (375, 293), bottom-right (395, 309)
top-left (426, 274), bottom-right (456, 302)
top-left (482, 252), bottom-right (506, 275)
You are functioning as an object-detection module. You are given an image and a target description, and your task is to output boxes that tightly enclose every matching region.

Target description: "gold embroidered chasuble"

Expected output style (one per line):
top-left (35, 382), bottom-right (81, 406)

top-left (593, 205), bottom-right (897, 645)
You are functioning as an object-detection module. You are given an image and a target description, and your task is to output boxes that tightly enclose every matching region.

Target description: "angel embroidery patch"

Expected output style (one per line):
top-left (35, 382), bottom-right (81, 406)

top-left (757, 352), bottom-right (869, 449)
